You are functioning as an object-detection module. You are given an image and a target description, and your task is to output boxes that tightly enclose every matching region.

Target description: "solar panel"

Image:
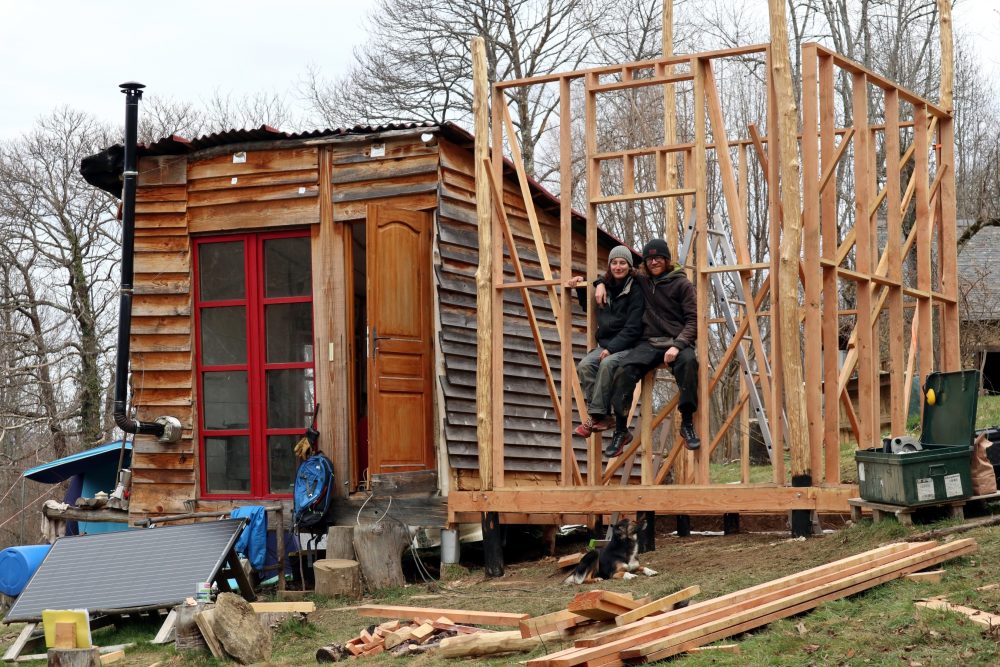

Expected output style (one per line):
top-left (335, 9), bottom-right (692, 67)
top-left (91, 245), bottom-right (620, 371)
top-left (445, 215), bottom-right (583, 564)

top-left (5, 519), bottom-right (245, 622)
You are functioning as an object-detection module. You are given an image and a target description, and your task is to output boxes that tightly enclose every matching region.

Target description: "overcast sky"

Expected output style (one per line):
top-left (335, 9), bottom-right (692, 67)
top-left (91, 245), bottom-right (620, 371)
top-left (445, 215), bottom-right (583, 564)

top-left (0, 0), bottom-right (996, 141)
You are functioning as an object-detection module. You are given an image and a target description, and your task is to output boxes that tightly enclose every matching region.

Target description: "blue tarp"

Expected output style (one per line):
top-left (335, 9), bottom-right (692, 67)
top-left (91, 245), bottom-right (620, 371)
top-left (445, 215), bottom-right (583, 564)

top-left (22, 442), bottom-right (131, 484)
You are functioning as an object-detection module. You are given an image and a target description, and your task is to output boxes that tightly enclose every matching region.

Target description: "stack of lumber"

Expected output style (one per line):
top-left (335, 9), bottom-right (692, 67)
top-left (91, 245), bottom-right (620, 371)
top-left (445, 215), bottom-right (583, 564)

top-left (528, 539), bottom-right (976, 666)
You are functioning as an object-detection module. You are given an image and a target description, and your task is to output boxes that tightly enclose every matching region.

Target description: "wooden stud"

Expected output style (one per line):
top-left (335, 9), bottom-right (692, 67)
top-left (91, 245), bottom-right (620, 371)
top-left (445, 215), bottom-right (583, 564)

top-left (560, 76), bottom-right (574, 486)
top-left (693, 58), bottom-right (709, 484)
top-left (801, 44), bottom-right (823, 480)
top-left (852, 71), bottom-right (876, 451)
top-left (490, 84), bottom-right (505, 489)
top-left (885, 89), bottom-right (905, 435)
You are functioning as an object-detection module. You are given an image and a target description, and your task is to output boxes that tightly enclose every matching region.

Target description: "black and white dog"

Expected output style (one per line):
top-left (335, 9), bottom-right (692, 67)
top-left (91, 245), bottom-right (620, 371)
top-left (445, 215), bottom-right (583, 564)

top-left (564, 518), bottom-right (659, 584)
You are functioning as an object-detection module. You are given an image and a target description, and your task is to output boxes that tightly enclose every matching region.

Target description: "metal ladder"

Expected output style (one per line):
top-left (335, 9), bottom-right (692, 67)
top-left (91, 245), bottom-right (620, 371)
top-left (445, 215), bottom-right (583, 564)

top-left (676, 212), bottom-right (777, 464)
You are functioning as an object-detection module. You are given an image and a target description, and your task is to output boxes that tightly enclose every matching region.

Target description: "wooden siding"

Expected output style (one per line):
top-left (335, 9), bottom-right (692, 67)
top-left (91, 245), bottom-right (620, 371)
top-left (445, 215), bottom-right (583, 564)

top-left (131, 156), bottom-right (194, 517)
top-left (436, 141), bottom-right (610, 488)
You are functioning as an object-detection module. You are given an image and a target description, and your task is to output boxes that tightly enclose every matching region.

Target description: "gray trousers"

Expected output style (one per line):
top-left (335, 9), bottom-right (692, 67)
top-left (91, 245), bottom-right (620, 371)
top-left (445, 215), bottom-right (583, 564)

top-left (577, 347), bottom-right (630, 418)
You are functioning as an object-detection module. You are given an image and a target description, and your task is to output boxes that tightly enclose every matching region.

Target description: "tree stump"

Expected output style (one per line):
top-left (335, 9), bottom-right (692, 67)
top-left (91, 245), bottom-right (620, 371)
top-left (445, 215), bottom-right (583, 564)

top-left (313, 559), bottom-right (362, 599)
top-left (352, 521), bottom-right (410, 591)
top-left (46, 648), bottom-right (100, 667)
top-left (325, 525), bottom-right (356, 560)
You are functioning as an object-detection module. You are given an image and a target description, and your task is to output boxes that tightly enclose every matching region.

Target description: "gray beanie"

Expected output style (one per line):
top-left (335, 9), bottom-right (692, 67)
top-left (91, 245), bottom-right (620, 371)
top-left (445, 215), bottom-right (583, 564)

top-left (608, 245), bottom-right (634, 268)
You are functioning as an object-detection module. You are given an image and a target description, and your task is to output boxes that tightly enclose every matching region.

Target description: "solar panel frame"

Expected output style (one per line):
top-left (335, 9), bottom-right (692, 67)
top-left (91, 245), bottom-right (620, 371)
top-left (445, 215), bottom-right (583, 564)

top-left (4, 518), bottom-right (246, 623)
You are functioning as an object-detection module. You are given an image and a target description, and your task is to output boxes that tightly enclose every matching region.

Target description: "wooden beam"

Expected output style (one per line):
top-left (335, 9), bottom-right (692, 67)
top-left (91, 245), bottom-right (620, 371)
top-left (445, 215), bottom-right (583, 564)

top-left (662, 0), bottom-right (679, 255)
top-left (693, 57), bottom-right (709, 484)
top-left (819, 51), bottom-right (840, 484)
top-left (615, 586), bottom-right (701, 626)
top-left (473, 37), bottom-right (493, 492)
top-left (490, 84), bottom-right (506, 488)
top-left (448, 485), bottom-right (857, 516)
top-left (356, 605), bottom-right (529, 627)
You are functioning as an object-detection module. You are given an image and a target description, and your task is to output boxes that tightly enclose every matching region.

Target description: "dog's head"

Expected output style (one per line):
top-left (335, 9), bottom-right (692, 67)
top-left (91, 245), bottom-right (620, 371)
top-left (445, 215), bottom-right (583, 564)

top-left (612, 517), bottom-right (646, 543)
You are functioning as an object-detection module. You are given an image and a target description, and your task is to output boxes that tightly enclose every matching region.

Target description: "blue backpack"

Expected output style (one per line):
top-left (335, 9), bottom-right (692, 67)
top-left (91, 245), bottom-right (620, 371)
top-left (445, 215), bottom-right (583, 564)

top-left (293, 453), bottom-right (335, 532)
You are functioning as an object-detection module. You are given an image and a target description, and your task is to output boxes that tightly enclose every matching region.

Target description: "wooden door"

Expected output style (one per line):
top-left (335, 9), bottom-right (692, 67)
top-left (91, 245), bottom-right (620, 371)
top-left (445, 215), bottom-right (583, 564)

top-left (366, 205), bottom-right (434, 473)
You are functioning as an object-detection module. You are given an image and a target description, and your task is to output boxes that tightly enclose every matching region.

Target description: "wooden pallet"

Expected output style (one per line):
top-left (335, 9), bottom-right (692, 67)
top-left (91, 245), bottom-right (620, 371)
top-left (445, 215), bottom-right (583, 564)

top-left (849, 493), bottom-right (1000, 526)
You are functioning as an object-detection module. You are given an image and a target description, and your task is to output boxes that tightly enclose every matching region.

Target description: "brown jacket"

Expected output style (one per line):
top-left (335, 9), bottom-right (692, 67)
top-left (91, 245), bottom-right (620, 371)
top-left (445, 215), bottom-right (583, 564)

top-left (635, 265), bottom-right (697, 350)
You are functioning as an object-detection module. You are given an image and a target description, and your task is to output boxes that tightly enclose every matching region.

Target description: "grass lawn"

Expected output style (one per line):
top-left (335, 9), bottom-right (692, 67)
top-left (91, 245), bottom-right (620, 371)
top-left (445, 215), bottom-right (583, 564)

top-left (5, 514), bottom-right (1000, 666)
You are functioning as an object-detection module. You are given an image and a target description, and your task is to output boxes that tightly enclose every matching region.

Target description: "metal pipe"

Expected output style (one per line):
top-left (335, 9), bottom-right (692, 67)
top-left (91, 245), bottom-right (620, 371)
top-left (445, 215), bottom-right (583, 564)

top-left (112, 82), bottom-right (168, 438)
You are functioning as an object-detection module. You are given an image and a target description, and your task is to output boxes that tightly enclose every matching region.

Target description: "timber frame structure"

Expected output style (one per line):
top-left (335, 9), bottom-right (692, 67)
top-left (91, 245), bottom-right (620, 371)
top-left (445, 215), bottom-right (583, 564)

top-left (450, 39), bottom-right (960, 523)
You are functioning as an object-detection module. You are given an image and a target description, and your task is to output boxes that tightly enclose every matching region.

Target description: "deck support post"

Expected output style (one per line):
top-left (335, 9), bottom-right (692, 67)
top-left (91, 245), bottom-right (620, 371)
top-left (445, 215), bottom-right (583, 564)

top-left (676, 515), bottom-right (691, 537)
top-left (482, 511), bottom-right (504, 577)
top-left (723, 513), bottom-right (740, 535)
top-left (637, 511), bottom-right (656, 553)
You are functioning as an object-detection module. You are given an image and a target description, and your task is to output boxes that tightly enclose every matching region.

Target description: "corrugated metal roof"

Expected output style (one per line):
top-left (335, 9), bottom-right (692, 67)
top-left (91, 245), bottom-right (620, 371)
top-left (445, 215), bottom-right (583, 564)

top-left (138, 121), bottom-right (442, 156)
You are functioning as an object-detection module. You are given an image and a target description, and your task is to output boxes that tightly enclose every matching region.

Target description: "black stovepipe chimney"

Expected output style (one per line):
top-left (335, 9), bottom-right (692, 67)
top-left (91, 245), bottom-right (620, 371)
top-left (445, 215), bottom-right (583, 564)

top-left (112, 82), bottom-right (179, 440)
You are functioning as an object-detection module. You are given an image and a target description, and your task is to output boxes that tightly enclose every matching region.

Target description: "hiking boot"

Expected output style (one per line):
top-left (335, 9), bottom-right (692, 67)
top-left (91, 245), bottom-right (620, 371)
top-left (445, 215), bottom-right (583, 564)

top-left (591, 415), bottom-right (615, 432)
top-left (574, 417), bottom-right (596, 437)
top-left (574, 415), bottom-right (615, 437)
top-left (680, 421), bottom-right (701, 450)
top-left (604, 430), bottom-right (633, 458)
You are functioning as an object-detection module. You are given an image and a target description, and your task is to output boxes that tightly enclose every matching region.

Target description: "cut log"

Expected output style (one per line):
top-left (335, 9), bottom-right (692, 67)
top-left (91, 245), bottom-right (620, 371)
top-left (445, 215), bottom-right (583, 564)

top-left (314, 559), bottom-right (362, 599)
top-left (356, 604), bottom-right (530, 626)
top-left (520, 609), bottom-right (591, 638)
top-left (352, 521), bottom-right (411, 591)
top-left (326, 526), bottom-right (356, 560)
top-left (46, 648), bottom-right (101, 667)
top-left (439, 629), bottom-right (563, 658)
top-left (557, 553), bottom-right (585, 569)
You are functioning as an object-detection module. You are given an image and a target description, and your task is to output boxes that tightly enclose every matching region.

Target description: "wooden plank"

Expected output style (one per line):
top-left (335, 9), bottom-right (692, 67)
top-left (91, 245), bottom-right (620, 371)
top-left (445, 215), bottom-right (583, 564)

top-left (548, 541), bottom-right (973, 666)
top-left (916, 599), bottom-right (1000, 629)
top-left (187, 147), bottom-right (318, 180)
top-left (151, 610), bottom-right (177, 645)
top-left (193, 608), bottom-right (225, 659)
top-left (355, 605), bottom-right (529, 627)
top-left (567, 591), bottom-right (637, 621)
top-left (520, 610), bottom-right (591, 639)
top-left (904, 570), bottom-right (944, 584)
top-left (585, 72), bottom-right (600, 488)
top-left (249, 602), bottom-right (316, 614)
top-left (187, 197), bottom-right (319, 234)
top-left (615, 586), bottom-right (701, 626)
top-left (559, 75), bottom-right (574, 487)
top-left (188, 183), bottom-right (318, 208)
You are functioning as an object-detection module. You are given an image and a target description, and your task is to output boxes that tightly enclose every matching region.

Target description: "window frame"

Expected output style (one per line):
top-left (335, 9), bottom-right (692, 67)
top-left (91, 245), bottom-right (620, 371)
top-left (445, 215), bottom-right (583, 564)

top-left (193, 229), bottom-right (315, 500)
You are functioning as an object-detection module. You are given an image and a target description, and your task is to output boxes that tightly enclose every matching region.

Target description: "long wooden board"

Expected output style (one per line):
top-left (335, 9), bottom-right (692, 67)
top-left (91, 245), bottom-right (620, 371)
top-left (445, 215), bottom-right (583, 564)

top-left (356, 605), bottom-right (529, 627)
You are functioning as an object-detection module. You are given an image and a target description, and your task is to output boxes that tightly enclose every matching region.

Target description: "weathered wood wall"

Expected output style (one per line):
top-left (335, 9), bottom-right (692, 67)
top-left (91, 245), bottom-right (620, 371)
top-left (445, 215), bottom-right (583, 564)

top-left (125, 125), bottom-right (620, 520)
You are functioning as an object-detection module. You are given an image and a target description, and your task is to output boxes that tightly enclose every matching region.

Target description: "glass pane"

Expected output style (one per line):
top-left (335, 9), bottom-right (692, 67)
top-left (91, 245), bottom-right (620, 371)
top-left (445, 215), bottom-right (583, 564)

top-left (202, 371), bottom-right (249, 429)
top-left (266, 368), bottom-right (315, 428)
top-left (264, 237), bottom-right (311, 298)
top-left (201, 306), bottom-right (246, 365)
top-left (268, 435), bottom-right (298, 495)
top-left (199, 242), bottom-right (245, 301)
top-left (266, 303), bottom-right (314, 363)
top-left (204, 435), bottom-right (251, 494)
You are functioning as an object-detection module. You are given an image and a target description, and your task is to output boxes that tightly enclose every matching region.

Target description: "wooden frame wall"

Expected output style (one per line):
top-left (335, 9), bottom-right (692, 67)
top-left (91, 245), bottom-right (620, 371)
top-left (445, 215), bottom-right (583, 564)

top-left (453, 41), bottom-right (960, 522)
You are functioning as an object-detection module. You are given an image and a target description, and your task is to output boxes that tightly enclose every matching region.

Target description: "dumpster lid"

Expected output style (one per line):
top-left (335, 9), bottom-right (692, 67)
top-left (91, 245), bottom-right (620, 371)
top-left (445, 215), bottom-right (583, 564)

top-left (921, 370), bottom-right (980, 448)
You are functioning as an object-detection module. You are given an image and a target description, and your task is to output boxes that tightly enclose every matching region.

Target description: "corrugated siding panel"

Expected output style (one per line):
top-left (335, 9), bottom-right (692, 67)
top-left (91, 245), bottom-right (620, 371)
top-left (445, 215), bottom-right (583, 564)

top-left (436, 141), bottom-right (609, 483)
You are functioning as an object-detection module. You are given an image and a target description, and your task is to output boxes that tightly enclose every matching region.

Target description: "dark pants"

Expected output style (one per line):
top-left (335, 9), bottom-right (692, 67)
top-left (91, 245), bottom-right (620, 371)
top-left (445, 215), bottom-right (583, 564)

top-left (611, 342), bottom-right (698, 420)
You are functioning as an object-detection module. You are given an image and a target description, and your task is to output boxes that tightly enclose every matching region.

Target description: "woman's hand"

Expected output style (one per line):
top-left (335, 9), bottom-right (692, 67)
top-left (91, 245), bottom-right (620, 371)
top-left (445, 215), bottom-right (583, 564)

top-left (564, 275), bottom-right (585, 288)
top-left (664, 346), bottom-right (679, 364)
top-left (599, 348), bottom-right (610, 361)
top-left (595, 282), bottom-right (608, 306)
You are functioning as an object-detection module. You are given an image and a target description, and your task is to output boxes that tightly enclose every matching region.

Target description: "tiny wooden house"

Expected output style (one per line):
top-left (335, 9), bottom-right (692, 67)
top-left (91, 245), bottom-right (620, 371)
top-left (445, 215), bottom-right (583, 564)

top-left (85, 122), bottom-right (620, 524)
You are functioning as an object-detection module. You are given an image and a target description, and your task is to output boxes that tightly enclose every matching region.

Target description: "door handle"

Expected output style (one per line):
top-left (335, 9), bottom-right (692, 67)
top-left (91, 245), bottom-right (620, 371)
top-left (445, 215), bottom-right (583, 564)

top-left (371, 327), bottom-right (394, 357)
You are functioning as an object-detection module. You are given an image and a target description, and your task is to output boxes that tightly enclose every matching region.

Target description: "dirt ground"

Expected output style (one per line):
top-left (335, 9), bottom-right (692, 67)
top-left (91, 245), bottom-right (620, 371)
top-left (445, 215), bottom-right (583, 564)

top-left (4, 512), bottom-right (999, 666)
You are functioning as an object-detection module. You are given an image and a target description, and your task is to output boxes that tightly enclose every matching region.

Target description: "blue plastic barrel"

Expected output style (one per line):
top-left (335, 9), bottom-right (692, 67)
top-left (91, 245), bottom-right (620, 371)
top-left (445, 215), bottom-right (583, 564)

top-left (0, 544), bottom-right (51, 596)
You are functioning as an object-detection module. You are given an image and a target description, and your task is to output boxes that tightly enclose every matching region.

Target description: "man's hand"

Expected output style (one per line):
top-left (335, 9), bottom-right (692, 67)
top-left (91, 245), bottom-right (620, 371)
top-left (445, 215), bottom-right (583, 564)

top-left (599, 348), bottom-right (610, 361)
top-left (595, 282), bottom-right (608, 306)
top-left (664, 346), bottom-right (680, 364)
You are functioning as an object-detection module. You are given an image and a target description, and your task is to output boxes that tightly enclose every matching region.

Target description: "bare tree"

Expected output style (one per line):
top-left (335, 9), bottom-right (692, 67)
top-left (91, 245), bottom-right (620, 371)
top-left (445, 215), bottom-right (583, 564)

top-left (300, 0), bottom-right (590, 177)
top-left (0, 108), bottom-right (120, 455)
